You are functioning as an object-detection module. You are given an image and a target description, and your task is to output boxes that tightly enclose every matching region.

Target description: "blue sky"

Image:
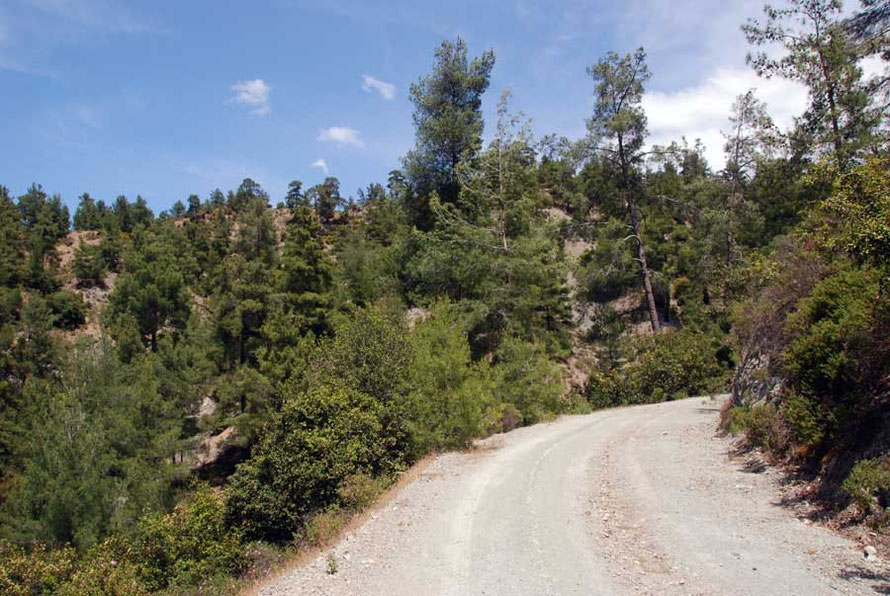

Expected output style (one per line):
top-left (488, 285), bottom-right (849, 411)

top-left (0, 0), bottom-right (813, 213)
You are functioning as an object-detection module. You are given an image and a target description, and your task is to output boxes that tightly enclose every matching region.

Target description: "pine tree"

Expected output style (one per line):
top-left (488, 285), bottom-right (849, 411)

top-left (403, 38), bottom-right (495, 227)
top-left (0, 187), bottom-right (25, 288)
top-left (587, 49), bottom-right (662, 333)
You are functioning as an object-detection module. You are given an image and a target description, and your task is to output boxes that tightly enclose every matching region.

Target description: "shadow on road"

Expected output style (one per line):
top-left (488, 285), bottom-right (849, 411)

top-left (837, 565), bottom-right (890, 594)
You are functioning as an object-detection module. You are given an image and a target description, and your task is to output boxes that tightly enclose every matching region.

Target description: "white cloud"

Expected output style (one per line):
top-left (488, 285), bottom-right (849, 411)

top-left (642, 66), bottom-right (809, 170)
top-left (310, 158), bottom-right (329, 175)
top-left (317, 126), bottom-right (364, 148)
top-left (229, 79), bottom-right (270, 116)
top-left (362, 74), bottom-right (396, 100)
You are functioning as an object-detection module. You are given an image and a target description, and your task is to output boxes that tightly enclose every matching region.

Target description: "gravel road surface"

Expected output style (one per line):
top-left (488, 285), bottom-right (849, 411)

top-left (258, 397), bottom-right (890, 595)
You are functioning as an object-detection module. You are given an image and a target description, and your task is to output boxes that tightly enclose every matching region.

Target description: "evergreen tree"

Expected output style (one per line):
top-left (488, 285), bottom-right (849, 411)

top-left (587, 48), bottom-right (661, 333)
top-left (72, 241), bottom-right (105, 288)
top-left (744, 0), bottom-right (879, 169)
top-left (0, 186), bottom-right (25, 288)
top-left (187, 194), bottom-right (202, 216)
top-left (284, 180), bottom-right (305, 209)
top-left (18, 184), bottom-right (69, 291)
top-left (107, 231), bottom-right (190, 351)
top-left (228, 178), bottom-right (268, 212)
top-left (73, 193), bottom-right (101, 231)
top-left (307, 177), bottom-right (342, 223)
top-left (403, 38), bottom-right (495, 227)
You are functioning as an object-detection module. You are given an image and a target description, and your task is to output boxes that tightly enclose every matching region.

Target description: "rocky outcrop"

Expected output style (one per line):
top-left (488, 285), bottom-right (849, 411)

top-left (731, 351), bottom-right (784, 406)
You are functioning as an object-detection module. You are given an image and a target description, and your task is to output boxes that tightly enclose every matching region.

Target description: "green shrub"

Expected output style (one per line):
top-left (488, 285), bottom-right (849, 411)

top-left (720, 403), bottom-right (787, 458)
top-left (492, 338), bottom-right (564, 425)
top-left (322, 307), bottom-right (413, 404)
top-left (587, 329), bottom-right (727, 409)
top-left (842, 457), bottom-right (890, 520)
top-left (48, 290), bottom-right (87, 330)
top-left (485, 402), bottom-right (523, 435)
top-left (723, 406), bottom-right (751, 436)
top-left (72, 242), bottom-right (105, 288)
top-left (628, 329), bottom-right (726, 402)
top-left (781, 390), bottom-right (825, 452)
top-left (225, 383), bottom-right (407, 543)
top-left (744, 404), bottom-right (787, 459)
top-left (0, 537), bottom-right (148, 596)
top-left (585, 367), bottom-right (629, 410)
top-left (784, 268), bottom-right (879, 403)
top-left (408, 305), bottom-right (494, 452)
top-left (57, 537), bottom-right (147, 596)
top-left (135, 486), bottom-right (245, 592)
top-left (0, 540), bottom-right (76, 595)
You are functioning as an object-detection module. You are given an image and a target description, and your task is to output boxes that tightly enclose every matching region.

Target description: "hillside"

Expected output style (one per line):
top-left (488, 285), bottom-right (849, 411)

top-left (0, 2), bottom-right (888, 592)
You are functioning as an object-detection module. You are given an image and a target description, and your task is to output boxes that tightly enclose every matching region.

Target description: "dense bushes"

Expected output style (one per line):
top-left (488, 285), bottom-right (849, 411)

top-left (0, 486), bottom-right (244, 595)
top-left (723, 404), bottom-right (788, 460)
top-left (225, 383), bottom-right (407, 542)
top-left (842, 457), bottom-right (890, 527)
top-left (48, 290), bottom-right (87, 330)
top-left (726, 159), bottom-right (890, 522)
top-left (407, 305), bottom-right (494, 451)
top-left (226, 304), bottom-right (569, 543)
top-left (492, 338), bottom-right (563, 425)
top-left (136, 486), bottom-right (245, 591)
top-left (587, 328), bottom-right (729, 408)
top-left (730, 264), bottom-right (888, 460)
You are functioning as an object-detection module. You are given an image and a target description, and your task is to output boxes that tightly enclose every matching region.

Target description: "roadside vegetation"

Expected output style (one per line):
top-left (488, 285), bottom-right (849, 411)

top-left (1, 0), bottom-right (888, 592)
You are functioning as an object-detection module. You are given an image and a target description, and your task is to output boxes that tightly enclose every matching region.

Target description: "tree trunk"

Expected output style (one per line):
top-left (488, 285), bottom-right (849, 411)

top-left (627, 195), bottom-right (661, 333)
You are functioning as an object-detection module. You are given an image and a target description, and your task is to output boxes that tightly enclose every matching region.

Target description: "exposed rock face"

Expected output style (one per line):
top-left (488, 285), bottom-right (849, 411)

top-left (191, 426), bottom-right (236, 471)
top-left (189, 426), bottom-right (248, 483)
top-left (731, 351), bottom-right (784, 406)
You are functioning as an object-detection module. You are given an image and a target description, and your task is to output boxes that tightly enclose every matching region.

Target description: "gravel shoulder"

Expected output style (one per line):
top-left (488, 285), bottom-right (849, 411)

top-left (256, 397), bottom-right (890, 595)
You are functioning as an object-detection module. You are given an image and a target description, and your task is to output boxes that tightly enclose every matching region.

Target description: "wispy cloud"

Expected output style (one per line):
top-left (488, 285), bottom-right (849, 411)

top-left (229, 79), bottom-right (271, 116)
top-left (362, 74), bottom-right (396, 100)
top-left (0, 0), bottom-right (162, 75)
top-left (24, 0), bottom-right (161, 33)
top-left (317, 126), bottom-right (364, 148)
top-left (310, 158), bottom-right (329, 175)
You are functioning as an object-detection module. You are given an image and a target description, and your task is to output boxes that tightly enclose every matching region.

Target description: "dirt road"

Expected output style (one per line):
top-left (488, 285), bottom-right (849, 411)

top-left (258, 398), bottom-right (890, 595)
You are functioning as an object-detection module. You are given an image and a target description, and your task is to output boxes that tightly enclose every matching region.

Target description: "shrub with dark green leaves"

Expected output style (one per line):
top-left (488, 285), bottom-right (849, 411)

top-left (723, 405), bottom-right (751, 436)
top-left (408, 305), bottom-right (494, 452)
top-left (321, 307), bottom-right (413, 405)
top-left (587, 328), bottom-right (728, 407)
top-left (225, 383), bottom-right (408, 542)
top-left (492, 337), bottom-right (564, 425)
top-left (784, 268), bottom-right (879, 401)
top-left (842, 457), bottom-right (890, 526)
top-left (628, 329), bottom-right (727, 402)
top-left (72, 242), bottom-right (105, 288)
top-left (136, 486), bottom-right (245, 591)
top-left (742, 403), bottom-right (787, 459)
top-left (585, 367), bottom-right (630, 410)
top-left (48, 290), bottom-right (87, 330)
top-left (781, 390), bottom-right (825, 452)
